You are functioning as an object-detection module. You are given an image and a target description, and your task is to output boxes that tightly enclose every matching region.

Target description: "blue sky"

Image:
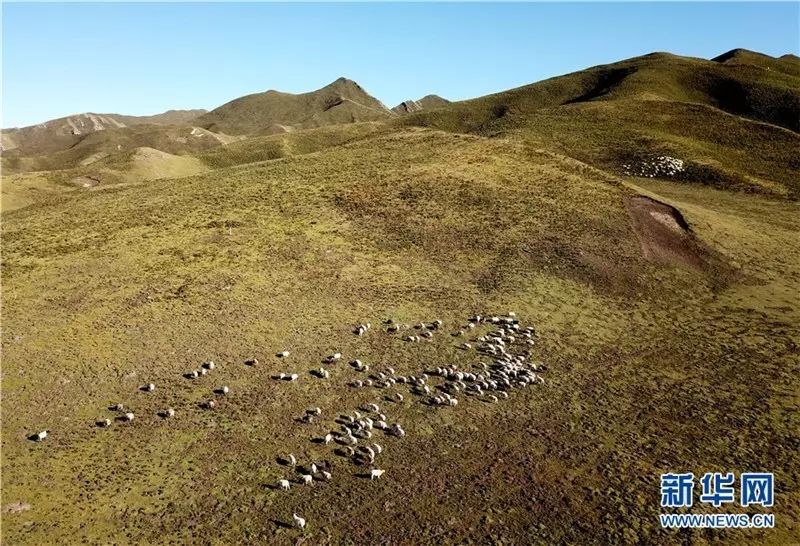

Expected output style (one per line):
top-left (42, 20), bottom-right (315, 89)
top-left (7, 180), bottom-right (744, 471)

top-left (2, 2), bottom-right (798, 128)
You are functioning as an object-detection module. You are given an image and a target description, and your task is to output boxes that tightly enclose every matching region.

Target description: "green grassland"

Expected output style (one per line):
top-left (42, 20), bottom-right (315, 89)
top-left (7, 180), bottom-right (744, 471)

top-left (2, 50), bottom-right (799, 544)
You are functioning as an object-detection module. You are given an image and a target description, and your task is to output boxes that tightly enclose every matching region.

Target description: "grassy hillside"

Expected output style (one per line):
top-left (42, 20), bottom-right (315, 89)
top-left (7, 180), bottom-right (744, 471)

top-left (2, 127), bottom-right (799, 544)
top-left (400, 51), bottom-right (800, 197)
top-left (198, 122), bottom-right (387, 168)
top-left (2, 49), bottom-right (798, 544)
top-left (2, 124), bottom-right (234, 174)
top-left (2, 109), bottom-right (207, 156)
top-left (196, 78), bottom-right (395, 135)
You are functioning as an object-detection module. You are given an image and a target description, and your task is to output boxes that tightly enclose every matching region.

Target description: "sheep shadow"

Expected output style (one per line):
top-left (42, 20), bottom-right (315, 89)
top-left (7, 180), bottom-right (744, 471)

top-left (270, 519), bottom-right (293, 529)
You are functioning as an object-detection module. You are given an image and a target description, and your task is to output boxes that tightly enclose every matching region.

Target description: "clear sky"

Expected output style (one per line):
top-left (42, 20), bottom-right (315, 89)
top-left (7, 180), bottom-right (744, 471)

top-left (2, 2), bottom-right (798, 128)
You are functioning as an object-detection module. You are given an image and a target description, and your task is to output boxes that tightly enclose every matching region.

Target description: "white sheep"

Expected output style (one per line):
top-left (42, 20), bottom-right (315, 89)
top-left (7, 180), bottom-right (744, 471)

top-left (323, 433), bottom-right (333, 445)
top-left (279, 479), bottom-right (291, 490)
top-left (204, 361), bottom-right (215, 370)
top-left (372, 443), bottom-right (383, 454)
top-left (165, 408), bottom-right (176, 418)
top-left (97, 418), bottom-right (111, 428)
top-left (293, 513), bottom-right (306, 529)
top-left (321, 470), bottom-right (332, 481)
top-left (123, 412), bottom-right (135, 422)
top-left (219, 386), bottom-right (230, 395)
top-left (32, 430), bottom-right (49, 441)
top-left (142, 383), bottom-right (155, 392)
top-left (370, 469), bottom-right (385, 480)
top-left (277, 350), bottom-right (290, 358)
top-left (287, 454), bottom-right (297, 466)
top-left (300, 474), bottom-right (313, 485)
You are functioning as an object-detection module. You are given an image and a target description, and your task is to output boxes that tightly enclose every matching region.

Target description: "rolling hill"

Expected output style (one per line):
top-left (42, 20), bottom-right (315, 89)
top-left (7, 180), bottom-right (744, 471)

top-left (398, 49), bottom-right (800, 198)
top-left (1, 109), bottom-right (207, 156)
top-left (2, 48), bottom-right (799, 544)
top-left (195, 77), bottom-right (395, 135)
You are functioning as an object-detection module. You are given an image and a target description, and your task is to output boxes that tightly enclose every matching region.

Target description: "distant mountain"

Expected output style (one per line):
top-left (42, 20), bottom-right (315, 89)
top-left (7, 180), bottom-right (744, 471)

top-left (392, 95), bottom-right (451, 115)
top-left (195, 78), bottom-right (394, 135)
top-left (1, 109), bottom-right (207, 155)
top-left (712, 48), bottom-right (800, 77)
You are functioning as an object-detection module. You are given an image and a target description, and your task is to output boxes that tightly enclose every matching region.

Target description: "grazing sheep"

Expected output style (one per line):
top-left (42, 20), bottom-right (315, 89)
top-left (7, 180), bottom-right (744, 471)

top-left (321, 470), bottom-right (332, 481)
top-left (308, 407), bottom-right (322, 416)
top-left (394, 393), bottom-right (404, 402)
top-left (200, 368), bottom-right (208, 376)
top-left (325, 352), bottom-right (342, 363)
top-left (110, 404), bottom-right (124, 411)
top-left (277, 350), bottom-right (290, 358)
top-left (323, 433), bottom-right (333, 445)
top-left (287, 454), bottom-right (297, 466)
top-left (370, 469), bottom-right (385, 480)
top-left (218, 386), bottom-right (230, 395)
top-left (388, 424), bottom-right (405, 437)
top-left (245, 358), bottom-right (258, 366)
top-left (122, 412), bottom-right (135, 422)
top-left (187, 370), bottom-right (200, 379)
top-left (300, 474), bottom-right (313, 485)
top-left (204, 361), bottom-right (215, 370)
top-left (278, 479), bottom-right (290, 490)
top-left (372, 443), bottom-right (383, 454)
top-left (142, 383), bottom-right (155, 392)
top-left (32, 430), bottom-right (49, 441)
top-left (203, 400), bottom-right (216, 410)
top-left (97, 418), bottom-right (111, 428)
top-left (164, 408), bottom-right (176, 418)
top-left (293, 513), bottom-right (306, 529)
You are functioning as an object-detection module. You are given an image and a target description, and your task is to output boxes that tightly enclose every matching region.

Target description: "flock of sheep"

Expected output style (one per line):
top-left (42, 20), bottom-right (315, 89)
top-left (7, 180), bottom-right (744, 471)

top-left (29, 312), bottom-right (548, 532)
top-left (622, 155), bottom-right (685, 178)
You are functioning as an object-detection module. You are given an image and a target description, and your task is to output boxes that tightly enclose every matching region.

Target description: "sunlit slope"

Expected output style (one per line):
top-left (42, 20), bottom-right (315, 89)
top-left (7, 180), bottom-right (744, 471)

top-left (3, 127), bottom-right (798, 543)
top-left (2, 124), bottom-right (234, 173)
top-left (2, 109), bottom-right (207, 156)
top-left (401, 50), bottom-right (800, 197)
top-left (196, 77), bottom-right (394, 135)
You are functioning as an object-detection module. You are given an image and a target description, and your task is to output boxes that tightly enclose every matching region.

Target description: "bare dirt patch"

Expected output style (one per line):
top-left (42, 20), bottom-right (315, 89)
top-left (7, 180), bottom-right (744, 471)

top-left (625, 195), bottom-right (737, 287)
